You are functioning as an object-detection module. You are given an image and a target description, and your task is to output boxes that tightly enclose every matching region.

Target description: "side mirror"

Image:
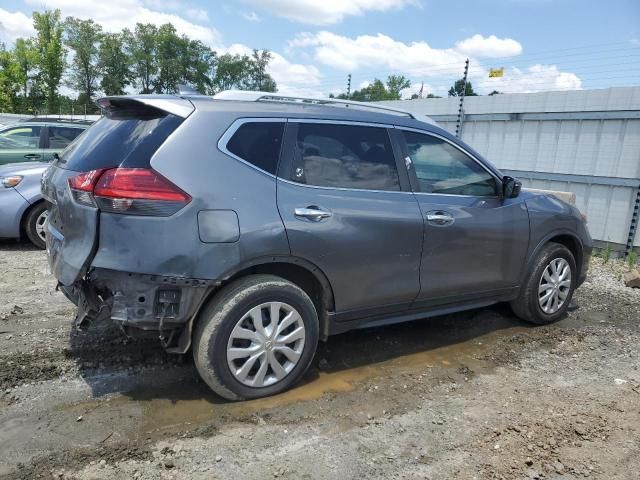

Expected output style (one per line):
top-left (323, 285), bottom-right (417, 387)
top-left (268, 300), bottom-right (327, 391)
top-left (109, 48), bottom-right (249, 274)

top-left (502, 176), bottom-right (522, 199)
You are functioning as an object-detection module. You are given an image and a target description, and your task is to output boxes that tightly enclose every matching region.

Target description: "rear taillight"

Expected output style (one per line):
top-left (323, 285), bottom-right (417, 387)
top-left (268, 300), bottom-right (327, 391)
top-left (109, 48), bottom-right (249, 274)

top-left (68, 168), bottom-right (190, 216)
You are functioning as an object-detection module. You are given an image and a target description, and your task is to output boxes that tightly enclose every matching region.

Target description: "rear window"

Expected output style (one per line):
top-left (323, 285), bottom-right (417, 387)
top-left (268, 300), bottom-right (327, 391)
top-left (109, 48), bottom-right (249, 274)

top-left (225, 121), bottom-right (285, 175)
top-left (290, 123), bottom-right (400, 191)
top-left (57, 108), bottom-right (183, 171)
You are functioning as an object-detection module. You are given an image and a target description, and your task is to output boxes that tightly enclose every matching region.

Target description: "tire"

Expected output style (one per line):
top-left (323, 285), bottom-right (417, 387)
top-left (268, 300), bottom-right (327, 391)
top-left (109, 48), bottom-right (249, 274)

top-left (24, 202), bottom-right (48, 249)
top-left (510, 242), bottom-right (577, 325)
top-left (192, 274), bottom-right (319, 400)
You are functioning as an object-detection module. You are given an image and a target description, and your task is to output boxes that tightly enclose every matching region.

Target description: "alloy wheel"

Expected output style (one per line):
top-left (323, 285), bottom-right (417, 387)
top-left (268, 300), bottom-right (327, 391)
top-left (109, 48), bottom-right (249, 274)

top-left (35, 210), bottom-right (49, 243)
top-left (538, 257), bottom-right (572, 314)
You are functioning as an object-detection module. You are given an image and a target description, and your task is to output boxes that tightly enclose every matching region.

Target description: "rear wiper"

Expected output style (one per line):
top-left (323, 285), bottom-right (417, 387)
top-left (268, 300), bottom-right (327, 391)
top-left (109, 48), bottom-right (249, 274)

top-left (53, 152), bottom-right (66, 164)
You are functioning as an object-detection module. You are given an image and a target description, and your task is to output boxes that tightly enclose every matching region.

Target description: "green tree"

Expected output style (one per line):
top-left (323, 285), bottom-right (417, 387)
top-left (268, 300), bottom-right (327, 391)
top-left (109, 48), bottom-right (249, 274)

top-left (99, 32), bottom-right (131, 95)
top-left (13, 38), bottom-right (38, 98)
top-left (244, 50), bottom-right (276, 92)
top-left (180, 39), bottom-right (216, 93)
top-left (153, 23), bottom-right (182, 93)
top-left (385, 74), bottom-right (411, 100)
top-left (129, 23), bottom-right (158, 93)
top-left (63, 17), bottom-right (103, 102)
top-left (488, 90), bottom-right (502, 96)
top-left (213, 53), bottom-right (251, 91)
top-left (447, 78), bottom-right (477, 97)
top-left (0, 44), bottom-right (22, 112)
top-left (33, 9), bottom-right (65, 113)
top-left (342, 75), bottom-right (411, 101)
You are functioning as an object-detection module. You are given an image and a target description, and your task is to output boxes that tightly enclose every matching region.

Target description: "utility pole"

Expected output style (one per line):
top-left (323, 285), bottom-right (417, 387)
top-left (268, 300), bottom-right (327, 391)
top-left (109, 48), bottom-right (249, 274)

top-left (347, 74), bottom-right (352, 98)
top-left (455, 58), bottom-right (470, 138)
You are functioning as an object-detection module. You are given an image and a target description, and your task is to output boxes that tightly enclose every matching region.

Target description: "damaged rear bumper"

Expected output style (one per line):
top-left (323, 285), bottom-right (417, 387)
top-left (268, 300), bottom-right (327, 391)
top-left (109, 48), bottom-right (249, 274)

top-left (63, 268), bottom-right (217, 351)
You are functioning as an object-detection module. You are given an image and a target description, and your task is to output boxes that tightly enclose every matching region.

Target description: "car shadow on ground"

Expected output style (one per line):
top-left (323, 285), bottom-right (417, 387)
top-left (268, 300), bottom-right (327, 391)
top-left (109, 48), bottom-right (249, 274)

top-left (0, 239), bottom-right (40, 251)
top-left (67, 302), bottom-right (534, 405)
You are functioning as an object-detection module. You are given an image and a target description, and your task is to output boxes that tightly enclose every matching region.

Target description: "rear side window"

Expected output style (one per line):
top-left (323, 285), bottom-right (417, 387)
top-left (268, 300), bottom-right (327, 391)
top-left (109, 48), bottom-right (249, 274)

top-left (290, 123), bottom-right (400, 191)
top-left (47, 126), bottom-right (84, 149)
top-left (226, 121), bottom-right (284, 175)
top-left (57, 108), bottom-right (183, 171)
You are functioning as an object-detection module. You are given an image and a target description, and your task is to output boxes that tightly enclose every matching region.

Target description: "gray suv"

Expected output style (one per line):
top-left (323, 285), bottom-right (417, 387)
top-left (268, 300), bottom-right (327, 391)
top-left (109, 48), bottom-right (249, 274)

top-left (42, 91), bottom-right (592, 400)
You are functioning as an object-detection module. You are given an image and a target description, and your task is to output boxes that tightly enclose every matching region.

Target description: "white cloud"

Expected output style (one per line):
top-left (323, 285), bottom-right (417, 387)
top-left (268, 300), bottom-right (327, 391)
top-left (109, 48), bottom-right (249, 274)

top-left (455, 34), bottom-right (522, 58)
top-left (242, 11), bottom-right (261, 22)
top-left (23, 0), bottom-right (220, 46)
top-left (243, 0), bottom-right (417, 25)
top-left (290, 31), bottom-right (582, 95)
top-left (474, 64), bottom-right (582, 93)
top-left (186, 8), bottom-right (209, 22)
top-left (0, 8), bottom-right (35, 44)
top-left (289, 31), bottom-right (468, 77)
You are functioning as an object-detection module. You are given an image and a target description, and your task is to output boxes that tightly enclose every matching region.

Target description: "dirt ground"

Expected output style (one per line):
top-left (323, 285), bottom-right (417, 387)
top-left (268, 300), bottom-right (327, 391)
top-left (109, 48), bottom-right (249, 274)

top-left (0, 240), bottom-right (639, 480)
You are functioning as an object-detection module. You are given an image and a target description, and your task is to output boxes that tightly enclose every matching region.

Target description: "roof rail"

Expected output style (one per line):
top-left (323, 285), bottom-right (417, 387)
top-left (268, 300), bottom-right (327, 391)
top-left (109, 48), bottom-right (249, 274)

top-left (213, 90), bottom-right (435, 123)
top-left (23, 117), bottom-right (95, 124)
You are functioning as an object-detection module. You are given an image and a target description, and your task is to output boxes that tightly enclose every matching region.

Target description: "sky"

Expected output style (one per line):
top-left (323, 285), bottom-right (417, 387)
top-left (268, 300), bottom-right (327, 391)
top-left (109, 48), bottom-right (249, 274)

top-left (0, 0), bottom-right (639, 98)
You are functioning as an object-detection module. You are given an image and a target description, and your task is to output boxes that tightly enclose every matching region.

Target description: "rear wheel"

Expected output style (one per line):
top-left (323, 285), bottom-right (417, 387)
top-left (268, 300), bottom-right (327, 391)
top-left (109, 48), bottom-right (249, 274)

top-left (510, 242), bottom-right (577, 325)
top-left (24, 202), bottom-right (48, 249)
top-left (192, 274), bottom-right (319, 400)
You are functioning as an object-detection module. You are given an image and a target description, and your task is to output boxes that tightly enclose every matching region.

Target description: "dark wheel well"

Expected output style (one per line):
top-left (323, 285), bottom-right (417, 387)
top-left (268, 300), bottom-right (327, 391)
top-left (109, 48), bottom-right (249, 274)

top-left (548, 234), bottom-right (582, 270)
top-left (224, 262), bottom-right (334, 339)
top-left (20, 199), bottom-right (46, 237)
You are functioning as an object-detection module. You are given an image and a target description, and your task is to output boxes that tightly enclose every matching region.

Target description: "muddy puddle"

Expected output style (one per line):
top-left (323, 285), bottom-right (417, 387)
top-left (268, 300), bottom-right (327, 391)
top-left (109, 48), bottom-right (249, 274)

top-left (95, 307), bottom-right (532, 437)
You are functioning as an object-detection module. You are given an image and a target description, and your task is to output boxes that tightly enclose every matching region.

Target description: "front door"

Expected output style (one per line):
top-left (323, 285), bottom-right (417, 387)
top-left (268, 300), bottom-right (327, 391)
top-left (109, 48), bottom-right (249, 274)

top-left (398, 129), bottom-right (530, 305)
top-left (0, 125), bottom-right (43, 165)
top-left (277, 121), bottom-right (424, 316)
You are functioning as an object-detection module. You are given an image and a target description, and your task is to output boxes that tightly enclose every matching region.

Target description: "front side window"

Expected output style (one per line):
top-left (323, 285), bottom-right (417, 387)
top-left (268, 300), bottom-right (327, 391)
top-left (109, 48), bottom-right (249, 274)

top-left (290, 123), bottom-right (400, 191)
top-left (0, 126), bottom-right (41, 149)
top-left (226, 121), bottom-right (285, 175)
top-left (402, 131), bottom-right (497, 196)
top-left (48, 126), bottom-right (84, 149)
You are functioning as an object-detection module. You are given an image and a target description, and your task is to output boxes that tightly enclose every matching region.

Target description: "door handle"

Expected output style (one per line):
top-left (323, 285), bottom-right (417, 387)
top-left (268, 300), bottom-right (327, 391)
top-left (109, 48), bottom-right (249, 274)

top-left (294, 207), bottom-right (332, 221)
top-left (426, 211), bottom-right (454, 226)
top-left (24, 154), bottom-right (41, 159)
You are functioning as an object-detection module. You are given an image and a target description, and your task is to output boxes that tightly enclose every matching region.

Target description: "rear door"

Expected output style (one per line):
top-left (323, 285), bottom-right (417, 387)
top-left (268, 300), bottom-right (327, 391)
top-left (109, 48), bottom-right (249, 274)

top-left (0, 125), bottom-right (43, 165)
top-left (398, 128), bottom-right (530, 305)
top-left (277, 120), bottom-right (423, 317)
top-left (42, 125), bottom-right (85, 161)
top-left (43, 99), bottom-right (189, 286)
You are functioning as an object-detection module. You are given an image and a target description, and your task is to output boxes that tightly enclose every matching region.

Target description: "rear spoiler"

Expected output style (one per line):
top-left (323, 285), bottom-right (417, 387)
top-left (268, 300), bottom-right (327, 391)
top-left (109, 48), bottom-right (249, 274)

top-left (96, 95), bottom-right (195, 118)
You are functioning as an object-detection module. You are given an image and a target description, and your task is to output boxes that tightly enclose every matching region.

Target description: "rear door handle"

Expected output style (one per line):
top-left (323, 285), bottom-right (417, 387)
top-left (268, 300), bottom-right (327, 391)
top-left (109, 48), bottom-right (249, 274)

top-left (24, 154), bottom-right (41, 159)
top-left (294, 207), bottom-right (332, 221)
top-left (426, 211), bottom-right (454, 226)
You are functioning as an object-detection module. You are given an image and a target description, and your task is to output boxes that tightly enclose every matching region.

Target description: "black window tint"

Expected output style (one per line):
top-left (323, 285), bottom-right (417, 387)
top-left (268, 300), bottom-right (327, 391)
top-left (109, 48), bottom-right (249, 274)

top-left (58, 109), bottom-right (183, 171)
top-left (48, 126), bottom-right (84, 149)
top-left (226, 122), bottom-right (285, 175)
top-left (403, 131), bottom-right (497, 196)
top-left (291, 123), bottom-right (400, 191)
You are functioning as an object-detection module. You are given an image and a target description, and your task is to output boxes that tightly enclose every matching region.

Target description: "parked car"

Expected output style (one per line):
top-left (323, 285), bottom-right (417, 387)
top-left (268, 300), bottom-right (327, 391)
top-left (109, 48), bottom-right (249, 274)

top-left (0, 118), bottom-right (92, 166)
top-left (0, 162), bottom-right (51, 248)
top-left (42, 91), bottom-right (592, 400)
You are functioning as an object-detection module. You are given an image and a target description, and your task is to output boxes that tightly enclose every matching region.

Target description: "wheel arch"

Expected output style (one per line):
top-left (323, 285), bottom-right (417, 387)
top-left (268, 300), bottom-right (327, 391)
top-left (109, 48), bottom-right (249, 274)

top-left (523, 230), bottom-right (584, 285)
top-left (19, 198), bottom-right (46, 238)
top-left (170, 256), bottom-right (336, 354)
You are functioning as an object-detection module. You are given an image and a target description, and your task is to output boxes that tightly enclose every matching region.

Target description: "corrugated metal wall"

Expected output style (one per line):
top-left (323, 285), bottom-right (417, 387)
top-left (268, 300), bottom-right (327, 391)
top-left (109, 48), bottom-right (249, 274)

top-left (382, 87), bottom-right (640, 248)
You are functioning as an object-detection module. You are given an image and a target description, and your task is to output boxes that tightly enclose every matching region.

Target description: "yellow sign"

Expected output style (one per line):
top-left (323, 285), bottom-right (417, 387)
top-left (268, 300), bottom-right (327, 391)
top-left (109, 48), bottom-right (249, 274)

top-left (489, 67), bottom-right (504, 78)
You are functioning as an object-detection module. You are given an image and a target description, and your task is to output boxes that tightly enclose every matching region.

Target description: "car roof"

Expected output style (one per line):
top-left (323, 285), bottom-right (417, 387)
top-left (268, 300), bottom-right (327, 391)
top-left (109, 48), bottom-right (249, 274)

top-left (20, 118), bottom-right (93, 127)
top-left (189, 95), bottom-right (440, 132)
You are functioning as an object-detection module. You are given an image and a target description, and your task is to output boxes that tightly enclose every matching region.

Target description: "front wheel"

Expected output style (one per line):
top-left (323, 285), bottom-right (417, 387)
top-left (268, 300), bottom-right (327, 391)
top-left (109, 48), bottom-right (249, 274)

top-left (192, 274), bottom-right (319, 400)
top-left (510, 242), bottom-right (577, 325)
